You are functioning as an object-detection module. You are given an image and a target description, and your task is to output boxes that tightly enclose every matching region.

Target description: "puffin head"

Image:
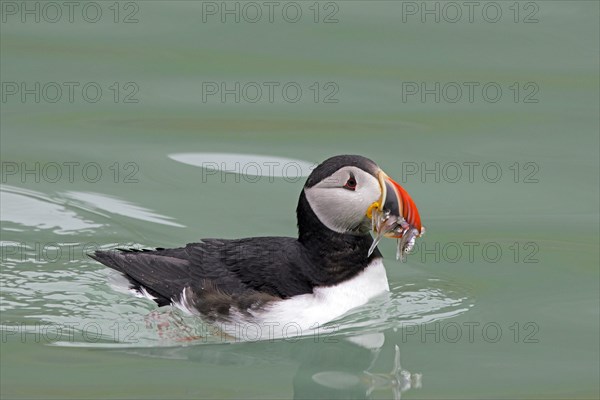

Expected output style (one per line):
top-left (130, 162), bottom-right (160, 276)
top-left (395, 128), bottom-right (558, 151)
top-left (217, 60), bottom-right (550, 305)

top-left (298, 155), bottom-right (424, 259)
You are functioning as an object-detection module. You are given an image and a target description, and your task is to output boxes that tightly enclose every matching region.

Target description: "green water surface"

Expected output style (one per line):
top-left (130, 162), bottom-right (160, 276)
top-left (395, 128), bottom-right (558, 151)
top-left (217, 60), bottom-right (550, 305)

top-left (1, 1), bottom-right (599, 399)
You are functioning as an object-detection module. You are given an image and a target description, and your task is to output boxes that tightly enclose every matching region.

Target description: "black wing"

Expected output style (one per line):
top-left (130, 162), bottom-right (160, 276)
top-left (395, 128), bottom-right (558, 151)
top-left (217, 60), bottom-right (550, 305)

top-left (89, 237), bottom-right (316, 315)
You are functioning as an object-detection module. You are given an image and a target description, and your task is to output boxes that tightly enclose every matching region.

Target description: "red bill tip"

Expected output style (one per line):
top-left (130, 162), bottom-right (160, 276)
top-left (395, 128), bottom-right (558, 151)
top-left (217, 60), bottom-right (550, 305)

top-left (388, 177), bottom-right (423, 234)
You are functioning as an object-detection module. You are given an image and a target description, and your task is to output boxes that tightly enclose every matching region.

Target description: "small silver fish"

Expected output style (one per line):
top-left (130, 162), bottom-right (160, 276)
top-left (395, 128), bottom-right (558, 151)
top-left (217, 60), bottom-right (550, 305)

top-left (368, 207), bottom-right (424, 262)
top-left (366, 170), bottom-right (424, 262)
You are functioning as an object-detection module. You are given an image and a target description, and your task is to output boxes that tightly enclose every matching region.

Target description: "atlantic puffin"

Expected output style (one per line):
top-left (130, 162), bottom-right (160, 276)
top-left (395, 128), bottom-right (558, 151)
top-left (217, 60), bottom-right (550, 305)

top-left (90, 155), bottom-right (423, 339)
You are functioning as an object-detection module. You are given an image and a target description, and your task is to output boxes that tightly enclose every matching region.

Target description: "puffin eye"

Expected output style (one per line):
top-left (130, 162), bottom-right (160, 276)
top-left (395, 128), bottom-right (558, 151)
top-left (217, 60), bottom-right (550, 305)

top-left (343, 175), bottom-right (357, 191)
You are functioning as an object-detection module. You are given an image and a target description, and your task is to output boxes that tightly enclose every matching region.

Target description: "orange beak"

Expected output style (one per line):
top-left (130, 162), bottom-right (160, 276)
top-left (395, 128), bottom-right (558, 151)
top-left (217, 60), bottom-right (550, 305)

top-left (378, 171), bottom-right (423, 237)
top-left (367, 170), bottom-right (423, 238)
top-left (366, 170), bottom-right (425, 260)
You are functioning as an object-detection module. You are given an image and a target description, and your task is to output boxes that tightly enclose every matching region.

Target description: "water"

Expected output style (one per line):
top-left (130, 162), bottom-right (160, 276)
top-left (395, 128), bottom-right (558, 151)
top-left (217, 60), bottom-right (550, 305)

top-left (1, 1), bottom-right (599, 398)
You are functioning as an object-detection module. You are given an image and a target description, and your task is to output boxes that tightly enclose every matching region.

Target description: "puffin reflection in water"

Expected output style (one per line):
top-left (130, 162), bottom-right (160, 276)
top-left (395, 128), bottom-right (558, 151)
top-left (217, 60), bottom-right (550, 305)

top-left (90, 155), bottom-right (424, 339)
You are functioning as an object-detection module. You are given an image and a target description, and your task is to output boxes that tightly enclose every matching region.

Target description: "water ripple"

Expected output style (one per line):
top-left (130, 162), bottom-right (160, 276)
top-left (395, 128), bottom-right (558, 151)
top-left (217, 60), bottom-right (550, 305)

top-left (0, 186), bottom-right (102, 234)
top-left (1, 266), bottom-right (470, 348)
top-left (64, 191), bottom-right (185, 228)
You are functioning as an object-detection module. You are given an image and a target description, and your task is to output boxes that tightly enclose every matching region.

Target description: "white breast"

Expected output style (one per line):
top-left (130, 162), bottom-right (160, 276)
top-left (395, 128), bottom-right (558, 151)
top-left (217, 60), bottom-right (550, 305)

top-left (221, 258), bottom-right (390, 340)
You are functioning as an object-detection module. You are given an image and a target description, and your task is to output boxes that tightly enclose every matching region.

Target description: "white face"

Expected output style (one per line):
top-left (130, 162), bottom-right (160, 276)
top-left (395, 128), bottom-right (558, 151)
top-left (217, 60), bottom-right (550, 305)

top-left (304, 166), bottom-right (381, 234)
